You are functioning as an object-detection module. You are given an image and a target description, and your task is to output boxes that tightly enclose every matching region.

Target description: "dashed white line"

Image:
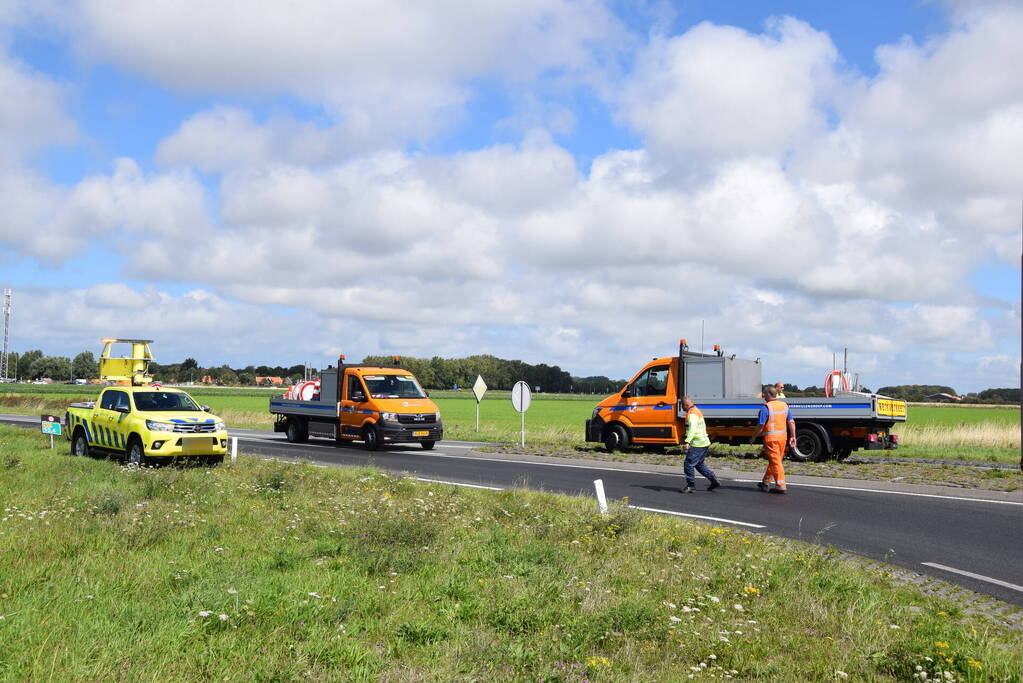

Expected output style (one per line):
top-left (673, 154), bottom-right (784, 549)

top-left (413, 477), bottom-right (503, 491)
top-left (921, 562), bottom-right (1023, 593)
top-left (627, 505), bottom-right (765, 529)
top-left (732, 478), bottom-right (1023, 506)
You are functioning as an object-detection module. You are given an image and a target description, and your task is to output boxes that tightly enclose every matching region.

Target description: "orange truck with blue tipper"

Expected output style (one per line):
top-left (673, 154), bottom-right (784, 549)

top-left (585, 340), bottom-right (907, 462)
top-left (270, 355), bottom-right (443, 450)
top-left (64, 339), bottom-right (228, 466)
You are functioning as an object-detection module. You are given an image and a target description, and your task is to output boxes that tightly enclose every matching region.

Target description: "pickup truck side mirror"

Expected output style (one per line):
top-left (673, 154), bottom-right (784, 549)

top-left (621, 389), bottom-right (632, 399)
top-left (117, 406), bottom-right (131, 414)
top-left (201, 405), bottom-right (211, 412)
top-left (351, 392), bottom-right (366, 403)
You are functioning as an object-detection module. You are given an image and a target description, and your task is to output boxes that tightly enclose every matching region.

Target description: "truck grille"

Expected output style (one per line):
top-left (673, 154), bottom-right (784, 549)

top-left (172, 423), bottom-right (217, 434)
top-left (396, 413), bottom-right (437, 424)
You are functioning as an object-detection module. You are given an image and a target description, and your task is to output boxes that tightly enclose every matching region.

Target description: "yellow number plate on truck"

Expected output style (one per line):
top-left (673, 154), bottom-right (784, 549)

top-left (413, 430), bottom-right (430, 437)
top-left (877, 399), bottom-right (907, 417)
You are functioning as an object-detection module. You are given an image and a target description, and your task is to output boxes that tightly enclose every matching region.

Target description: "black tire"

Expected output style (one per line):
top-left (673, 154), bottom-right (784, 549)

top-left (791, 427), bottom-right (824, 462)
top-left (835, 447), bottom-right (853, 461)
top-left (603, 424), bottom-right (630, 453)
top-left (420, 440), bottom-right (436, 450)
top-left (71, 429), bottom-right (89, 457)
top-left (363, 424), bottom-right (381, 451)
top-left (285, 419), bottom-right (308, 443)
top-left (126, 436), bottom-right (146, 467)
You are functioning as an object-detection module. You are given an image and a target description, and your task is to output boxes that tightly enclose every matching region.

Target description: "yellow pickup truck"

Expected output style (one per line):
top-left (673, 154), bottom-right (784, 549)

top-left (63, 339), bottom-right (228, 466)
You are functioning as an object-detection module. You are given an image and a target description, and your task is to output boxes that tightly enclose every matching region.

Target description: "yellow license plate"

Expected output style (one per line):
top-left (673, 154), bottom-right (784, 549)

top-left (877, 399), bottom-right (907, 417)
top-left (413, 430), bottom-right (430, 437)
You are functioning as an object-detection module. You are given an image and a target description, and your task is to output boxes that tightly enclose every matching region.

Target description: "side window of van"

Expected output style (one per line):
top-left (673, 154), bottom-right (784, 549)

top-left (347, 375), bottom-right (365, 401)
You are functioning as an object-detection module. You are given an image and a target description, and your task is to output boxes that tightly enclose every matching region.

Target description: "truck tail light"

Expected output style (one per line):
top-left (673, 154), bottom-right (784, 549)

top-left (890, 434), bottom-right (900, 444)
top-left (866, 433), bottom-right (879, 442)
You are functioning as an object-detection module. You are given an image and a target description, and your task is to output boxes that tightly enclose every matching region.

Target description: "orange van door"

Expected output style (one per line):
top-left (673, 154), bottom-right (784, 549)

top-left (619, 363), bottom-right (676, 442)
top-left (340, 372), bottom-right (367, 440)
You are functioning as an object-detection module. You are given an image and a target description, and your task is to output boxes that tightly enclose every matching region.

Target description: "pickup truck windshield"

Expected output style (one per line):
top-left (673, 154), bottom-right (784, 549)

top-left (133, 391), bottom-right (201, 412)
top-left (363, 374), bottom-right (426, 399)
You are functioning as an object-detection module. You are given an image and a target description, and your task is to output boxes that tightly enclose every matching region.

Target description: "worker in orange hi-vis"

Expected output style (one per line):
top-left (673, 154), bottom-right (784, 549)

top-left (749, 385), bottom-right (796, 494)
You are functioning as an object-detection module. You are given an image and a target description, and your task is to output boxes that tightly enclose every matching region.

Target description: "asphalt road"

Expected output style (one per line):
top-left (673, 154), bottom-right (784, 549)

top-left (4, 414), bottom-right (1022, 608)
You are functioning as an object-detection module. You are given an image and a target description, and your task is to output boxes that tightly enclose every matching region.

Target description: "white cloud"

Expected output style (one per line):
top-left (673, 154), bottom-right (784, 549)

top-left (60, 0), bottom-right (624, 143)
top-left (619, 17), bottom-right (839, 160)
top-left (0, 46), bottom-right (76, 167)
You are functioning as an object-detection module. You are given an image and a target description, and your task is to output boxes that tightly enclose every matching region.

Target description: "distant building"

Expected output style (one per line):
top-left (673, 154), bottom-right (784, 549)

top-left (925, 393), bottom-right (961, 402)
top-left (256, 376), bottom-right (284, 386)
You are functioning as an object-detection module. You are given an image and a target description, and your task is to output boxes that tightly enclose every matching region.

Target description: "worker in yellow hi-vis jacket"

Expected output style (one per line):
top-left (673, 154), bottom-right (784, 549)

top-left (681, 395), bottom-right (720, 494)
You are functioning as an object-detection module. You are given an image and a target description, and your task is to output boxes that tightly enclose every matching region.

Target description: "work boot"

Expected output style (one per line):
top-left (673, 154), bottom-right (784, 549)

top-left (757, 482), bottom-right (769, 492)
top-left (769, 488), bottom-right (786, 495)
top-left (682, 483), bottom-right (695, 494)
top-left (707, 479), bottom-right (721, 492)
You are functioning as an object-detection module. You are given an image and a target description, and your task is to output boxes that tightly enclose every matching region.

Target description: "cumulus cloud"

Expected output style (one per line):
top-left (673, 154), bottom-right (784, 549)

top-left (618, 17), bottom-right (839, 161)
top-left (57, 0), bottom-right (624, 144)
top-left (0, 46), bottom-right (76, 167)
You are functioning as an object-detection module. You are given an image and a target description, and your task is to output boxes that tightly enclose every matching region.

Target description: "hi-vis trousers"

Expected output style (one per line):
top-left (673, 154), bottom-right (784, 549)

top-left (762, 439), bottom-right (787, 490)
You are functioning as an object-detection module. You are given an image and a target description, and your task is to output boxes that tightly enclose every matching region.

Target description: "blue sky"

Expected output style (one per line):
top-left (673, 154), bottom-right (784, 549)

top-left (0, 0), bottom-right (1019, 392)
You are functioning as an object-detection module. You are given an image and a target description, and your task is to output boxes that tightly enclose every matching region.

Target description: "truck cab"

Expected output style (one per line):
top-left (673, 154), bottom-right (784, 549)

top-left (271, 358), bottom-right (443, 450)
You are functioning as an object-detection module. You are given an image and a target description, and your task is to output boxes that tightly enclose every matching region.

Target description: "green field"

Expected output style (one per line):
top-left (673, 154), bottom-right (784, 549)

top-left (2, 386), bottom-right (1019, 462)
top-left (1, 424), bottom-right (1019, 681)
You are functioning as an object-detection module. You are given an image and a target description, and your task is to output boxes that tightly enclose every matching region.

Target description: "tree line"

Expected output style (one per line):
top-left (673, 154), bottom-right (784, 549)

top-left (5, 349), bottom-right (1018, 402)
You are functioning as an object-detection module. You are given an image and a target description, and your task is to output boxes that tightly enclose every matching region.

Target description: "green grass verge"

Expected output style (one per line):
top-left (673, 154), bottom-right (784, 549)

top-left (0, 425), bottom-right (1021, 681)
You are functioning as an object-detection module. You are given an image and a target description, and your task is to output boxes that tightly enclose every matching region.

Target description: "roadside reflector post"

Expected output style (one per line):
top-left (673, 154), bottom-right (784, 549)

top-left (231, 437), bottom-right (238, 462)
top-left (510, 381), bottom-right (531, 448)
top-left (593, 479), bottom-right (609, 514)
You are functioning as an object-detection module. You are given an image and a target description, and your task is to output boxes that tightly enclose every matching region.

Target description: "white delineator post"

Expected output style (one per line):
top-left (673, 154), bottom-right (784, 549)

top-left (593, 479), bottom-right (609, 514)
top-left (231, 437), bottom-right (238, 462)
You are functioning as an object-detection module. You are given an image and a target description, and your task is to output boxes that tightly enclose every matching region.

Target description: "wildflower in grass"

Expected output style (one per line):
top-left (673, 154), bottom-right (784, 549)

top-left (967, 659), bottom-right (982, 669)
top-left (889, 624), bottom-right (900, 629)
top-left (227, 588), bottom-right (238, 595)
top-left (835, 672), bottom-right (848, 679)
top-left (935, 641), bottom-right (949, 649)
top-left (669, 616), bottom-right (682, 623)
top-left (743, 586), bottom-right (759, 594)
top-left (218, 614), bottom-right (229, 621)
top-left (733, 604), bottom-right (744, 611)
top-left (199, 610), bottom-right (213, 617)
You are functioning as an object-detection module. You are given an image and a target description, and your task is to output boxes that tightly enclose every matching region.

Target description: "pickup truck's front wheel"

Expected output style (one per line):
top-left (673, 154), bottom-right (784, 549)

top-left (362, 424), bottom-right (381, 451)
top-left (71, 429), bottom-right (89, 457)
top-left (126, 436), bottom-right (147, 467)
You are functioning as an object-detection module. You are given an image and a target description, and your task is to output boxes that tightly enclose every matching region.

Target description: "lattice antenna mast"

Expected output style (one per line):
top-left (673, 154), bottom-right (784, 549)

top-left (1, 289), bottom-right (10, 381)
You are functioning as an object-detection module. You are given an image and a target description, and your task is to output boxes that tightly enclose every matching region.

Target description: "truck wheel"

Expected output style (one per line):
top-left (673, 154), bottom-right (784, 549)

top-left (603, 424), bottom-right (630, 453)
top-left (835, 447), bottom-right (853, 461)
top-left (285, 419), bottom-right (308, 443)
top-left (362, 424), bottom-right (380, 451)
top-left (791, 428), bottom-right (824, 462)
top-left (420, 440), bottom-right (436, 450)
top-left (71, 429), bottom-right (89, 457)
top-left (126, 436), bottom-right (147, 468)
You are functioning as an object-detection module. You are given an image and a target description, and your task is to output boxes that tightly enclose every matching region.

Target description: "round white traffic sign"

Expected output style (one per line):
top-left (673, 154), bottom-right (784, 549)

top-left (511, 380), bottom-right (532, 413)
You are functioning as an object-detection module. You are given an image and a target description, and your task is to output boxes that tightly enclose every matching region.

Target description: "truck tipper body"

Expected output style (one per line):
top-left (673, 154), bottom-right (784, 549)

top-left (270, 358), bottom-right (443, 450)
top-left (64, 339), bottom-right (228, 465)
top-left (585, 340), bottom-right (907, 461)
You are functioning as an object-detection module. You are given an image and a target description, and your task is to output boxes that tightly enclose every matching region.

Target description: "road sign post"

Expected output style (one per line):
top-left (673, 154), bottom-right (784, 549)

top-left (511, 381), bottom-right (531, 447)
top-left (40, 414), bottom-right (62, 449)
top-left (472, 375), bottom-right (488, 432)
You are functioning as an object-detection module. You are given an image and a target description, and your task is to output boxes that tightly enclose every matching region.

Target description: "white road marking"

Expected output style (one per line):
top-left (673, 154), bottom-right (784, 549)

top-left (413, 477), bottom-right (503, 491)
top-left (921, 562), bottom-right (1023, 593)
top-left (732, 478), bottom-right (1023, 506)
top-left (627, 505), bottom-right (765, 529)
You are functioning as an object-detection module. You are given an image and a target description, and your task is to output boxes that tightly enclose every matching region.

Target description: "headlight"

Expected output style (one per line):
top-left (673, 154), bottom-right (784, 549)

top-left (591, 406), bottom-right (602, 419)
top-left (146, 420), bottom-right (174, 432)
top-left (214, 421), bottom-right (227, 432)
top-left (380, 412), bottom-right (399, 422)
top-left (434, 412), bottom-right (441, 420)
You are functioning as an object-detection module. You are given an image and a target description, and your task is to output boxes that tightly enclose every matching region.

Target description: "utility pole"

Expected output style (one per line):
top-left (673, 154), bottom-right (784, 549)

top-left (1, 288), bottom-right (11, 382)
